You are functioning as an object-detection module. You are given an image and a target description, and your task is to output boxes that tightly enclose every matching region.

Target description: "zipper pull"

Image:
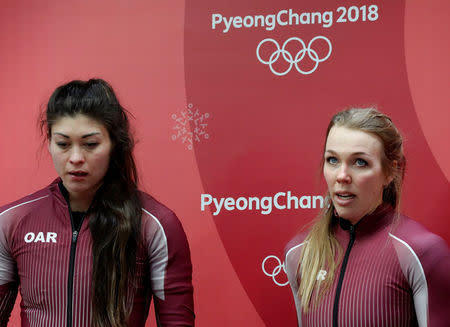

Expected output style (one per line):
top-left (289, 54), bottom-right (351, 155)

top-left (72, 231), bottom-right (78, 242)
top-left (349, 225), bottom-right (355, 240)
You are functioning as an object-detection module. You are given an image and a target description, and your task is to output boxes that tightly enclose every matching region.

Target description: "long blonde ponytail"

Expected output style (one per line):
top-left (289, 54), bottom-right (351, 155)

top-left (297, 204), bottom-right (342, 311)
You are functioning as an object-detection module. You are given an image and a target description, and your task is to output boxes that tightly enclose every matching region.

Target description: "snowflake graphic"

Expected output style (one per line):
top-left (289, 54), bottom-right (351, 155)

top-left (171, 103), bottom-right (210, 150)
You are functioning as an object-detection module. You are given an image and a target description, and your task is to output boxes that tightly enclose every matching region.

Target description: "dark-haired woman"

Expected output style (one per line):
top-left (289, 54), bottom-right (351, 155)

top-left (285, 108), bottom-right (450, 326)
top-left (0, 79), bottom-right (194, 327)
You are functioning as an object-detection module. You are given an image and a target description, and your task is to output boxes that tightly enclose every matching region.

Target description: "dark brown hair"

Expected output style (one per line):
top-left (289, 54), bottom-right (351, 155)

top-left (43, 79), bottom-right (141, 326)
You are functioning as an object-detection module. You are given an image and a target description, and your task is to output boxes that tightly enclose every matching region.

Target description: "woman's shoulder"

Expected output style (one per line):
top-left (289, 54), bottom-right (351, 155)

top-left (284, 232), bottom-right (308, 274)
top-left (137, 191), bottom-right (190, 257)
top-left (285, 232), bottom-right (308, 258)
top-left (0, 181), bottom-right (56, 217)
top-left (392, 215), bottom-right (448, 250)
top-left (138, 191), bottom-right (177, 221)
top-left (138, 191), bottom-right (187, 236)
top-left (0, 181), bottom-right (58, 240)
top-left (390, 214), bottom-right (449, 269)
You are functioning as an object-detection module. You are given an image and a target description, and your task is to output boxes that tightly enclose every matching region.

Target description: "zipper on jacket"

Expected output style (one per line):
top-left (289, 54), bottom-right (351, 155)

top-left (332, 224), bottom-right (355, 327)
top-left (66, 209), bottom-right (85, 327)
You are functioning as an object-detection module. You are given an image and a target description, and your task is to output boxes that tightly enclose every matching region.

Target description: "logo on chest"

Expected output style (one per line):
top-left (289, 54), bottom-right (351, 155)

top-left (24, 232), bottom-right (57, 243)
top-left (316, 269), bottom-right (327, 281)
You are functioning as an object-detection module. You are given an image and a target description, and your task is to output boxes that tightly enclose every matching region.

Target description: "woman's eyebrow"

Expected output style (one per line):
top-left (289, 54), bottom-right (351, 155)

top-left (81, 132), bottom-right (101, 138)
top-left (53, 132), bottom-right (100, 138)
top-left (53, 132), bottom-right (69, 138)
top-left (325, 149), bottom-right (370, 156)
top-left (352, 151), bottom-right (370, 156)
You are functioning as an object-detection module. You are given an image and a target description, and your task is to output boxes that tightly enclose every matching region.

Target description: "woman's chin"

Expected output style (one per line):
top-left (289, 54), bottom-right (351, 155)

top-left (334, 207), bottom-right (362, 224)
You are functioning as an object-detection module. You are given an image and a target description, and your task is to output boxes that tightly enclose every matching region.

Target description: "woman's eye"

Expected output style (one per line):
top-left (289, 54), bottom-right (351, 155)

top-left (326, 157), bottom-right (338, 164)
top-left (355, 158), bottom-right (368, 167)
top-left (56, 142), bottom-right (68, 149)
top-left (85, 142), bottom-right (99, 148)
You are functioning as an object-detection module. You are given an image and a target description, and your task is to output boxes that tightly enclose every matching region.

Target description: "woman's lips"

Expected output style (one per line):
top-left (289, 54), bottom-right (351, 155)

top-left (334, 192), bottom-right (356, 206)
top-left (68, 171), bottom-right (88, 180)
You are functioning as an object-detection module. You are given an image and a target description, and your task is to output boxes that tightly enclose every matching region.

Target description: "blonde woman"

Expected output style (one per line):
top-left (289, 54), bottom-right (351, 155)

top-left (285, 108), bottom-right (450, 326)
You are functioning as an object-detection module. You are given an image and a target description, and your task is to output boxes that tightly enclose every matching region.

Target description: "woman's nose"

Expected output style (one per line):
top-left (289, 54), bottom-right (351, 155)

top-left (336, 165), bottom-right (352, 184)
top-left (69, 147), bottom-right (85, 164)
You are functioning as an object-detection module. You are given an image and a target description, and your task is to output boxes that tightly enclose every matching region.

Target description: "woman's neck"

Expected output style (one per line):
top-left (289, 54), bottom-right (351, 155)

top-left (59, 181), bottom-right (96, 212)
top-left (69, 194), bottom-right (92, 212)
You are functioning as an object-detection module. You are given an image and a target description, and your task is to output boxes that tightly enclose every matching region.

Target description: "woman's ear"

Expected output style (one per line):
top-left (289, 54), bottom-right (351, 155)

top-left (385, 160), bottom-right (398, 186)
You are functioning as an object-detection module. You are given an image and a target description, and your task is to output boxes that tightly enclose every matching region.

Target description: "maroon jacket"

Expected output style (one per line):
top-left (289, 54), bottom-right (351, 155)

top-left (285, 204), bottom-right (450, 327)
top-left (0, 179), bottom-right (194, 326)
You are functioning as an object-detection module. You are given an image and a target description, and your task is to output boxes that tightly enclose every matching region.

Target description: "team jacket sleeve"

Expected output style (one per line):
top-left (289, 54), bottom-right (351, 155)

top-left (0, 212), bottom-right (19, 327)
top-left (422, 237), bottom-right (450, 327)
top-left (143, 208), bottom-right (194, 326)
top-left (0, 283), bottom-right (18, 327)
top-left (285, 238), bottom-right (306, 327)
top-left (393, 231), bottom-right (450, 327)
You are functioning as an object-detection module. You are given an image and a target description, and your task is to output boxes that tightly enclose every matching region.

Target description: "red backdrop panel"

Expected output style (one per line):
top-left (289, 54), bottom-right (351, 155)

top-left (0, 0), bottom-right (448, 326)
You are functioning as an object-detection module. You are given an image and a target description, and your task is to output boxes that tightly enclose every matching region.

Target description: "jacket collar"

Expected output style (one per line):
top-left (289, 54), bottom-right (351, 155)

top-left (334, 203), bottom-right (395, 237)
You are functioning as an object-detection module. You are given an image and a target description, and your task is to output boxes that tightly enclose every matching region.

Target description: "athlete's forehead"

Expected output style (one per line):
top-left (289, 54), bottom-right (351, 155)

top-left (325, 126), bottom-right (383, 158)
top-left (50, 114), bottom-right (109, 139)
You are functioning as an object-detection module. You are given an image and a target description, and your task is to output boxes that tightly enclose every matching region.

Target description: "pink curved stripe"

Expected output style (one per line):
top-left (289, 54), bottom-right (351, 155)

top-left (404, 0), bottom-right (450, 183)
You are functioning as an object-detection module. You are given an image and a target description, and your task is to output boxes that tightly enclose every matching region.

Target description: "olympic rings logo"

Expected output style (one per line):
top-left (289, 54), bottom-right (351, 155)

top-left (256, 36), bottom-right (332, 76)
top-left (262, 255), bottom-right (289, 287)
